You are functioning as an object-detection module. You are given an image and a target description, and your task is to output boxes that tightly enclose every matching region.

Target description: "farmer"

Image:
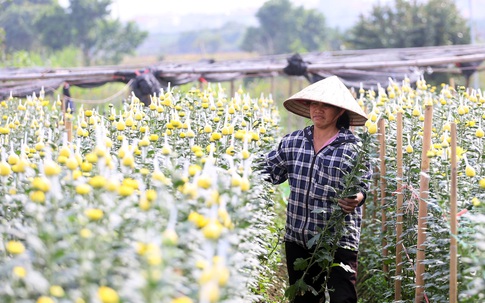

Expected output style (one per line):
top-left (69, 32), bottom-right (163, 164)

top-left (263, 76), bottom-right (371, 303)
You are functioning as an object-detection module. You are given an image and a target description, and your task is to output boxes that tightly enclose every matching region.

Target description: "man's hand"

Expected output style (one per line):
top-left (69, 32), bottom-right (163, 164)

top-left (338, 192), bottom-right (364, 213)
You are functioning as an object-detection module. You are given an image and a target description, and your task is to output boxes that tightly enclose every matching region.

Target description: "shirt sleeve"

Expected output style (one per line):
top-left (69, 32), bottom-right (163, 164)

top-left (264, 136), bottom-right (289, 185)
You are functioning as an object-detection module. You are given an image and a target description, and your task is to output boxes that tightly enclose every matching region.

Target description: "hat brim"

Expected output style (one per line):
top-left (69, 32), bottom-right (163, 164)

top-left (282, 76), bottom-right (368, 126)
top-left (283, 98), bottom-right (368, 126)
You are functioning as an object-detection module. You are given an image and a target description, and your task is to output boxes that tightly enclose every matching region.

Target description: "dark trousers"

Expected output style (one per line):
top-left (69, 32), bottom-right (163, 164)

top-left (285, 241), bottom-right (358, 303)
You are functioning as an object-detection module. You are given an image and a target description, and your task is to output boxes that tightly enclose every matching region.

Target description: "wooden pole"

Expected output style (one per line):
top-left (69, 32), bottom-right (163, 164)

top-left (379, 118), bottom-right (389, 275)
top-left (449, 122), bottom-right (458, 303)
top-left (65, 116), bottom-right (72, 143)
top-left (372, 174), bottom-right (378, 222)
top-left (62, 91), bottom-right (73, 142)
top-left (270, 76), bottom-right (275, 98)
top-left (395, 112), bottom-right (404, 300)
top-left (288, 76), bottom-right (294, 97)
top-left (230, 79), bottom-right (235, 97)
top-left (415, 105), bottom-right (433, 303)
top-left (288, 77), bottom-right (294, 131)
top-left (2, 46), bottom-right (485, 83)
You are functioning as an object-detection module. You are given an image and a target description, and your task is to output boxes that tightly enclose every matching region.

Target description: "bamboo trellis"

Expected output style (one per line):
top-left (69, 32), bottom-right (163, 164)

top-left (395, 112), bottom-right (404, 301)
top-left (450, 123), bottom-right (458, 303)
top-left (1, 44), bottom-right (485, 99)
top-left (375, 103), bottom-right (460, 302)
top-left (415, 105), bottom-right (433, 303)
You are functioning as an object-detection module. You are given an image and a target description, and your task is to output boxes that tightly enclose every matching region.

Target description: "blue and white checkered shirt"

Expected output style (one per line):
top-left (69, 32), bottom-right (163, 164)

top-left (265, 126), bottom-right (371, 251)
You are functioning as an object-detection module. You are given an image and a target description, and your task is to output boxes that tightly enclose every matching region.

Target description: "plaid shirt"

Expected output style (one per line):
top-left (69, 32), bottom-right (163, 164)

top-left (265, 126), bottom-right (370, 251)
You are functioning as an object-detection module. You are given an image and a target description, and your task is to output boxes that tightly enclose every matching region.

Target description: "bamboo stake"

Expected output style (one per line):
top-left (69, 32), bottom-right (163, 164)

top-left (66, 119), bottom-right (72, 142)
top-left (379, 118), bottom-right (388, 275)
top-left (270, 76), bottom-right (275, 98)
top-left (288, 76), bottom-right (294, 96)
top-left (415, 105), bottom-right (433, 303)
top-left (360, 102), bottom-right (369, 224)
top-left (288, 77), bottom-right (294, 131)
top-left (372, 174), bottom-right (378, 222)
top-left (62, 94), bottom-right (73, 142)
top-left (395, 112), bottom-right (404, 300)
top-left (230, 79), bottom-right (235, 97)
top-left (449, 122), bottom-right (458, 303)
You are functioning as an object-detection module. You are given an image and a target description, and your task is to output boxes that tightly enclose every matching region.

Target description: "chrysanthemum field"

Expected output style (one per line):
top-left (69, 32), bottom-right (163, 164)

top-left (1, 77), bottom-right (485, 303)
top-left (0, 86), bottom-right (282, 303)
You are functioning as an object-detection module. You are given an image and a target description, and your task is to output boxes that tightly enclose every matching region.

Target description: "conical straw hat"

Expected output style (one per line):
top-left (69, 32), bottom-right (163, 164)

top-left (283, 76), bottom-right (368, 126)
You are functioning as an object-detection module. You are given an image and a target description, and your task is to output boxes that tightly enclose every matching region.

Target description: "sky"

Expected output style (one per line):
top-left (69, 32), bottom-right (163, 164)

top-left (107, 0), bottom-right (391, 29)
top-left (109, 0), bottom-right (321, 17)
top-left (105, 0), bottom-right (480, 20)
top-left (58, 0), bottom-right (483, 33)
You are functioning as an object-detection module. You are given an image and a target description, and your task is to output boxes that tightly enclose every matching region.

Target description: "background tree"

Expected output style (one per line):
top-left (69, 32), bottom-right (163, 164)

top-left (193, 33), bottom-right (222, 54)
top-left (345, 0), bottom-right (472, 85)
top-left (241, 0), bottom-right (328, 55)
top-left (91, 19), bottom-right (147, 64)
top-left (67, 0), bottom-right (147, 65)
top-left (0, 0), bottom-right (148, 66)
top-left (0, 28), bottom-right (5, 63)
top-left (35, 3), bottom-right (73, 51)
top-left (176, 30), bottom-right (223, 54)
top-left (422, 0), bottom-right (470, 46)
top-left (0, 0), bottom-right (53, 52)
top-left (346, 0), bottom-right (470, 49)
top-left (173, 22), bottom-right (245, 54)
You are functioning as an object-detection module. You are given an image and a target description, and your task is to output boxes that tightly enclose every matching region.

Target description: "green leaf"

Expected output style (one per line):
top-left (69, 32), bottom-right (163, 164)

top-left (293, 257), bottom-right (309, 270)
top-left (332, 262), bottom-right (356, 273)
top-left (306, 233), bottom-right (321, 249)
top-left (284, 283), bottom-right (298, 300)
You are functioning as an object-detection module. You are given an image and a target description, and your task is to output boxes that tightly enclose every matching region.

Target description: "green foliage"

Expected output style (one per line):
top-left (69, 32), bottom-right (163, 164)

top-left (462, 214), bottom-right (485, 301)
top-left (176, 31), bottom-right (221, 54)
top-left (0, 0), bottom-right (148, 66)
top-left (91, 19), bottom-right (148, 65)
top-left (0, 1), bottom-right (48, 52)
top-left (0, 27), bottom-right (5, 60)
top-left (0, 46), bottom-right (83, 68)
top-left (172, 22), bottom-right (245, 54)
top-left (343, 0), bottom-right (471, 89)
top-left (68, 0), bottom-right (148, 65)
top-left (241, 0), bottom-right (328, 55)
top-left (34, 3), bottom-right (72, 51)
top-left (355, 81), bottom-right (485, 302)
top-left (251, 182), bottom-right (288, 303)
top-left (346, 0), bottom-right (470, 49)
top-left (47, 46), bottom-right (83, 67)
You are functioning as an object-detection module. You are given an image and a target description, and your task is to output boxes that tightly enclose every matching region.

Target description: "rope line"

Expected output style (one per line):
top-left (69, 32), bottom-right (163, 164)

top-left (65, 79), bottom-right (134, 104)
top-left (43, 79), bottom-right (134, 105)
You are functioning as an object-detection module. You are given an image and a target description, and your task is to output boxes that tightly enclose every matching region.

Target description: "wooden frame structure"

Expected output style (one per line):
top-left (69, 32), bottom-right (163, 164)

top-left (1, 44), bottom-right (484, 99)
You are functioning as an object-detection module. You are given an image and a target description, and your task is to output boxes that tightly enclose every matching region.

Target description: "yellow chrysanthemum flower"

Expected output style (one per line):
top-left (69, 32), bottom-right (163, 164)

top-left (84, 208), bottom-right (104, 221)
top-left (6, 240), bottom-right (25, 255)
top-left (97, 286), bottom-right (119, 303)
